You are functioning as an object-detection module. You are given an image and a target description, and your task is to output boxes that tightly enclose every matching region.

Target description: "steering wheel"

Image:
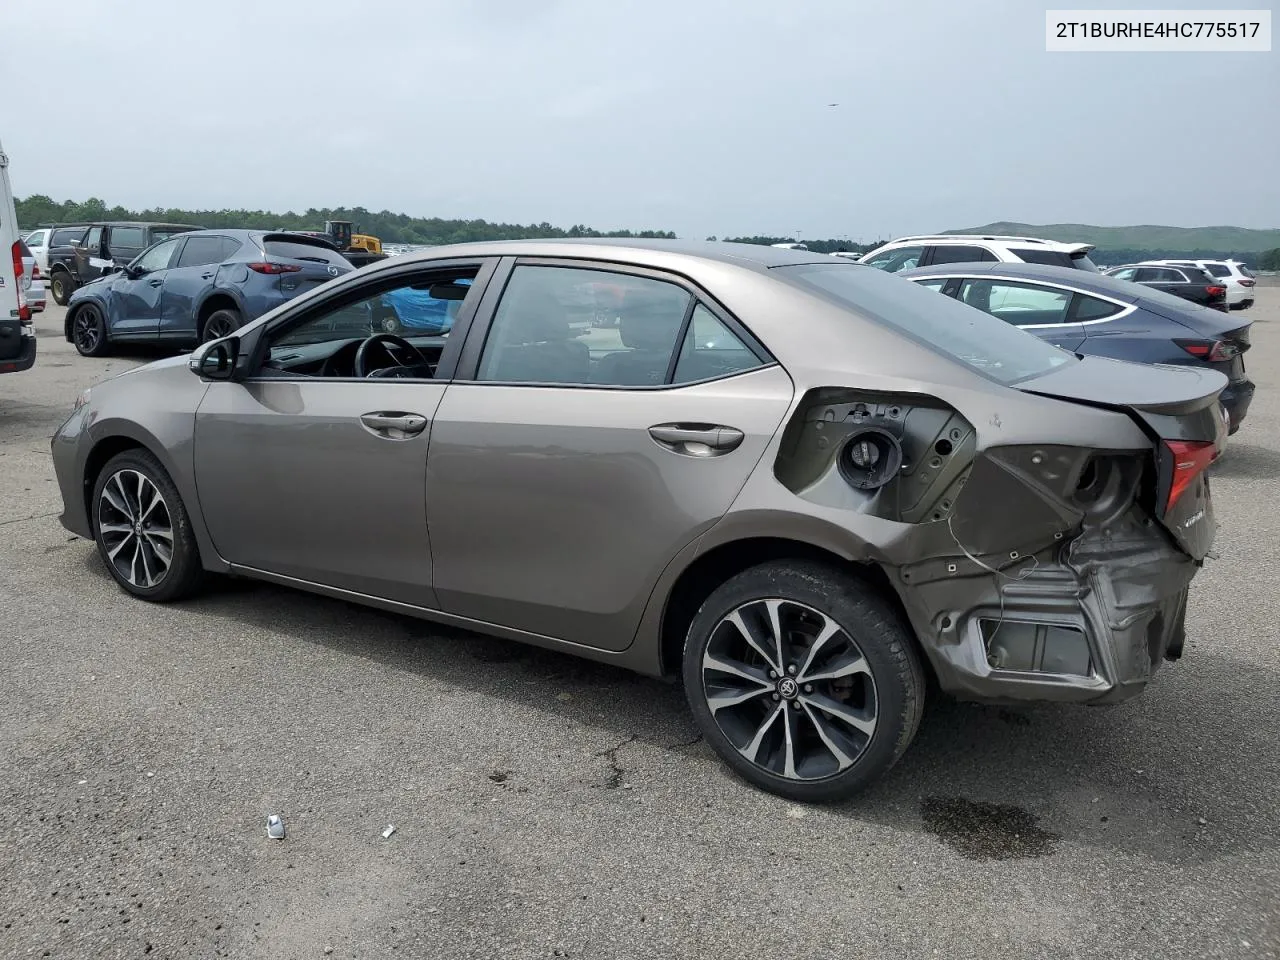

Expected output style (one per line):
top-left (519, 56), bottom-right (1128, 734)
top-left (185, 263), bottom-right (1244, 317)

top-left (353, 333), bottom-right (430, 378)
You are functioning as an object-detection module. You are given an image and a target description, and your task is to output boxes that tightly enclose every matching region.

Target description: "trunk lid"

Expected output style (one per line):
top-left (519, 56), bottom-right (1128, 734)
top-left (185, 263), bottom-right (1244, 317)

top-left (1019, 356), bottom-right (1226, 560)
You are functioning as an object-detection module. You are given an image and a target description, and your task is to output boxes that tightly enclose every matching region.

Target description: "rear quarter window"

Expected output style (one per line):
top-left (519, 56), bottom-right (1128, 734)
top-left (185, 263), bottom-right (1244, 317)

top-left (262, 240), bottom-right (351, 266)
top-left (1203, 263), bottom-right (1231, 278)
top-left (1010, 249), bottom-right (1074, 268)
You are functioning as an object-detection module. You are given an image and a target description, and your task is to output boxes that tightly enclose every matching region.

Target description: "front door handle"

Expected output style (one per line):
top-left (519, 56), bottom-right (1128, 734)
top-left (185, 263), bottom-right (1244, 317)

top-left (648, 423), bottom-right (744, 457)
top-left (359, 411), bottom-right (428, 439)
top-left (147, 278), bottom-right (163, 287)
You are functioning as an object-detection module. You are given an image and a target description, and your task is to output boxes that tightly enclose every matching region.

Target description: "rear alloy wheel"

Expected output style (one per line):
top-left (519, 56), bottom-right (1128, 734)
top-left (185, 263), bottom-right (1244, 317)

top-left (92, 450), bottom-right (204, 602)
top-left (72, 304), bottom-right (109, 357)
top-left (50, 272), bottom-right (77, 306)
top-left (683, 560), bottom-right (925, 802)
top-left (202, 308), bottom-right (242, 342)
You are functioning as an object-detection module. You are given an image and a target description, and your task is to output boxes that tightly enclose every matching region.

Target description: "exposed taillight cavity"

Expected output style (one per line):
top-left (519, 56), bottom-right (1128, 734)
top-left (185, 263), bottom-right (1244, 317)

top-left (247, 261), bottom-right (302, 275)
top-left (1163, 440), bottom-right (1216, 513)
top-left (9, 241), bottom-right (30, 323)
top-left (1174, 338), bottom-right (1239, 362)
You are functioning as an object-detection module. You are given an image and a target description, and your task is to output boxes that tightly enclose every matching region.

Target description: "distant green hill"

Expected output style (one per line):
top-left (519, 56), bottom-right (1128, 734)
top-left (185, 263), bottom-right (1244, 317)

top-left (945, 221), bottom-right (1280, 254)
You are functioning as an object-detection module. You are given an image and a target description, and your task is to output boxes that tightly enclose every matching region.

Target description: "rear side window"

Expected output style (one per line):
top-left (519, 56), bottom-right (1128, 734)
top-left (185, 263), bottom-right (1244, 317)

top-left (51, 227), bottom-right (87, 246)
top-left (176, 235), bottom-right (232, 268)
top-left (1240, 265), bottom-right (1256, 279)
top-left (108, 226), bottom-right (146, 255)
top-left (262, 239), bottom-right (351, 266)
top-left (959, 279), bottom-right (1072, 326)
top-left (927, 245), bottom-right (997, 265)
top-left (780, 262), bottom-right (1075, 386)
top-left (1203, 263), bottom-right (1231, 278)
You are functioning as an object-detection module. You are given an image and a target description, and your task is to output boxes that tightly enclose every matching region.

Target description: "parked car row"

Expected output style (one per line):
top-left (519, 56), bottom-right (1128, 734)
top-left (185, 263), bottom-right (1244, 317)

top-left (1105, 259), bottom-right (1255, 310)
top-left (855, 234), bottom-right (1256, 433)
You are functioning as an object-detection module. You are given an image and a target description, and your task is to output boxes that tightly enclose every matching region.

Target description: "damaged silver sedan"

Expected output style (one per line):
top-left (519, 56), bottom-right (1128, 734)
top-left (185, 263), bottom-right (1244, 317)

top-left (50, 240), bottom-right (1226, 801)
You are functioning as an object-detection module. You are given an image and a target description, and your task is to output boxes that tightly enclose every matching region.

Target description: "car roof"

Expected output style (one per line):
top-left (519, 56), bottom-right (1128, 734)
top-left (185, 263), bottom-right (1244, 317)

top-left (897, 260), bottom-right (1175, 297)
top-left (880, 235), bottom-right (1092, 253)
top-left (387, 238), bottom-right (844, 271)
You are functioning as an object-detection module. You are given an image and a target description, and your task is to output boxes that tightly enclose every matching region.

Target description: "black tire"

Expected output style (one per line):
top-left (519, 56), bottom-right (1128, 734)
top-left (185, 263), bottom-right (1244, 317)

top-left (50, 271), bottom-right (77, 306)
top-left (91, 449), bottom-right (205, 602)
top-left (682, 560), bottom-right (925, 802)
top-left (201, 307), bottom-right (242, 342)
top-left (71, 304), bottom-right (110, 358)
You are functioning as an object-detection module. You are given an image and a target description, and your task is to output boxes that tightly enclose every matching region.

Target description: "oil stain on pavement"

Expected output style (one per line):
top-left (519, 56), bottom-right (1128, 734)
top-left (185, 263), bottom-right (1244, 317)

top-left (920, 796), bottom-right (1061, 860)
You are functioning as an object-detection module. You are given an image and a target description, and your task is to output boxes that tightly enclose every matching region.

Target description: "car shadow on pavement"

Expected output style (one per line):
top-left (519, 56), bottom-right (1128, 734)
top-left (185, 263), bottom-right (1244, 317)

top-left (81, 550), bottom-right (1279, 868)
top-left (1210, 441), bottom-right (1280, 479)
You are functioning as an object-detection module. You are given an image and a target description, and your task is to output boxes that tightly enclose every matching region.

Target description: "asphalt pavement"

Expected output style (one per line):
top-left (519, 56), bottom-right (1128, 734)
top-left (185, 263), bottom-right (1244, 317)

top-left (2, 291), bottom-right (1278, 960)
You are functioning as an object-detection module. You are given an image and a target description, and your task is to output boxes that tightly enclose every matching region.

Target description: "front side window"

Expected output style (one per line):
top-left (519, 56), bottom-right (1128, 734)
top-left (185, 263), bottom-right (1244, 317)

top-left (262, 268), bottom-right (482, 379)
top-left (779, 262), bottom-right (1075, 386)
top-left (25, 230), bottom-right (47, 247)
top-left (960, 279), bottom-right (1072, 325)
top-left (478, 266), bottom-right (692, 386)
top-left (85, 226), bottom-right (103, 251)
top-left (862, 246), bottom-right (924, 272)
top-left (927, 245), bottom-right (997, 265)
top-left (108, 226), bottom-right (146, 256)
top-left (133, 238), bottom-right (182, 274)
top-left (914, 279), bottom-right (948, 292)
top-left (151, 228), bottom-right (192, 244)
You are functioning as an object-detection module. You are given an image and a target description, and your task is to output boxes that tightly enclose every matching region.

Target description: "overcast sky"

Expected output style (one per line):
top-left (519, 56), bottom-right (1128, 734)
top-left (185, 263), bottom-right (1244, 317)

top-left (2, 0), bottom-right (1276, 239)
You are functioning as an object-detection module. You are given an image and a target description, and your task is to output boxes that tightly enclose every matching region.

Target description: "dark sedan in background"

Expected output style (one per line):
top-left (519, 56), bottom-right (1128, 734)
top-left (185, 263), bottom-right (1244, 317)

top-left (898, 262), bottom-right (1254, 432)
top-left (64, 229), bottom-right (354, 357)
top-left (1104, 263), bottom-right (1228, 310)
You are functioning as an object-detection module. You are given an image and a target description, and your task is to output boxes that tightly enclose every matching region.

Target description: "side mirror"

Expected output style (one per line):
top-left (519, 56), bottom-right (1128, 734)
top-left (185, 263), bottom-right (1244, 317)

top-left (189, 336), bottom-right (240, 381)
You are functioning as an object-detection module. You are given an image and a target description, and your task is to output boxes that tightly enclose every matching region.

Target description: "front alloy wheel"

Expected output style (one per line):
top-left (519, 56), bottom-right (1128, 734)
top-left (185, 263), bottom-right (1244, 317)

top-left (683, 561), bottom-right (925, 802)
top-left (97, 469), bottom-right (174, 589)
top-left (91, 450), bottom-right (205, 602)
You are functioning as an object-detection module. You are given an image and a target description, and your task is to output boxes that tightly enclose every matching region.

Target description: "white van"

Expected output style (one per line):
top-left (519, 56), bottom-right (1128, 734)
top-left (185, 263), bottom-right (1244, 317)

top-left (0, 138), bottom-right (36, 374)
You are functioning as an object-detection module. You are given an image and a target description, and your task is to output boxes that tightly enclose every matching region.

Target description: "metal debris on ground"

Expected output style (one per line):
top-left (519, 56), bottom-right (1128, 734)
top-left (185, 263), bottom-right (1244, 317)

top-left (266, 814), bottom-right (286, 839)
top-left (381, 824), bottom-right (396, 839)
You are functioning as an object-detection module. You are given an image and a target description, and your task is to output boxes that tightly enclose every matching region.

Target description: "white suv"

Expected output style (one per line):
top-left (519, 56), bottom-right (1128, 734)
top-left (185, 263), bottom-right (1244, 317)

top-left (1144, 259), bottom-right (1257, 310)
top-left (858, 235), bottom-right (1099, 273)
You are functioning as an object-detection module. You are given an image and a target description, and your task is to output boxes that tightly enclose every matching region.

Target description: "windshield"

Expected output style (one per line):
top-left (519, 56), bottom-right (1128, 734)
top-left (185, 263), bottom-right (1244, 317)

top-left (777, 263), bottom-right (1076, 386)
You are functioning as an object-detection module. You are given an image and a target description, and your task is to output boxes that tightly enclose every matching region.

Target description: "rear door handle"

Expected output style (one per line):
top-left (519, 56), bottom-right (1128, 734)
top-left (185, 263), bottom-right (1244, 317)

top-left (359, 412), bottom-right (428, 438)
top-left (648, 423), bottom-right (744, 457)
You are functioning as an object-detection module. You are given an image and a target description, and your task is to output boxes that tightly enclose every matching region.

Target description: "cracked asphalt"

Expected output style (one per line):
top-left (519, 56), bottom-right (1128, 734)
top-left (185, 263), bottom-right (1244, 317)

top-left (2, 290), bottom-right (1278, 960)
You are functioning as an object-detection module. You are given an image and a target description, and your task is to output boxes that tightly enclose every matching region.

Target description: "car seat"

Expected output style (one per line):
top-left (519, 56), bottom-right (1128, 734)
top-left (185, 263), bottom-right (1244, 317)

top-left (592, 299), bottom-right (686, 386)
top-left (480, 288), bottom-right (589, 384)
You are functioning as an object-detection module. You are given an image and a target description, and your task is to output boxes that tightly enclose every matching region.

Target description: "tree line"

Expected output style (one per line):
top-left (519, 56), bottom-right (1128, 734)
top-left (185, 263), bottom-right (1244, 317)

top-left (15, 195), bottom-right (1276, 267)
top-left (14, 195), bottom-right (677, 246)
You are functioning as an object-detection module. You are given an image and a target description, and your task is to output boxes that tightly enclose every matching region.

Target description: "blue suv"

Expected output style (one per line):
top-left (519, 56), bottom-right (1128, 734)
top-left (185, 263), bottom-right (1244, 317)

top-left (64, 229), bottom-right (354, 357)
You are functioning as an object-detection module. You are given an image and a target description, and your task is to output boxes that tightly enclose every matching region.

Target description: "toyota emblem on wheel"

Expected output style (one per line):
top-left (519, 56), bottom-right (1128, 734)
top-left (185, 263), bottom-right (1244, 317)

top-left (778, 677), bottom-right (799, 699)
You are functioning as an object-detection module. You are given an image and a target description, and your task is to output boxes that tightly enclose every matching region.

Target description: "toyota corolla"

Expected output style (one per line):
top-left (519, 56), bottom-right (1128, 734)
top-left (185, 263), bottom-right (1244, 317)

top-left (50, 240), bottom-right (1226, 801)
